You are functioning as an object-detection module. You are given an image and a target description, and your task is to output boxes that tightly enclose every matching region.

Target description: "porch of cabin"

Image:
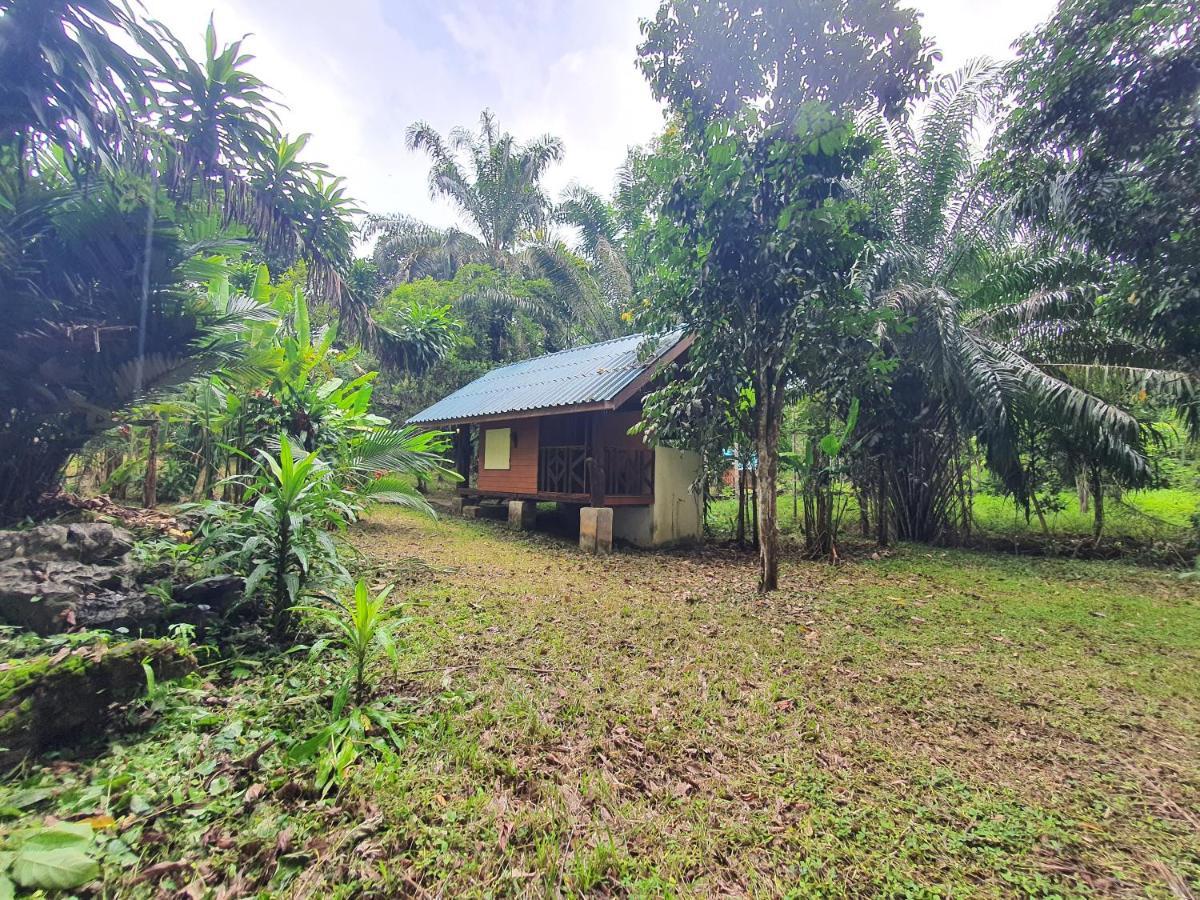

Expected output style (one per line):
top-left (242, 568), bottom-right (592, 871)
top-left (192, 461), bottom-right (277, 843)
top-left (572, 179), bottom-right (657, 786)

top-left (449, 409), bottom-right (656, 508)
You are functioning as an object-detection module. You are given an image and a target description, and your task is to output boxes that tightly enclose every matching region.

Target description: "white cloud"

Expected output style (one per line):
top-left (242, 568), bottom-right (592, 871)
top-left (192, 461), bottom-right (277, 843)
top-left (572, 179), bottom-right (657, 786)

top-left (142, 0), bottom-right (1055, 228)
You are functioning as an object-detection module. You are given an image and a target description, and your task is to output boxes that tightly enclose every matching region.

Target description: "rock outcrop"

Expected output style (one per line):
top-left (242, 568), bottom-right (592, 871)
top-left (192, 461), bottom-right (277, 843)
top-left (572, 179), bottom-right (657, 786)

top-left (0, 523), bottom-right (242, 635)
top-left (0, 638), bottom-right (195, 766)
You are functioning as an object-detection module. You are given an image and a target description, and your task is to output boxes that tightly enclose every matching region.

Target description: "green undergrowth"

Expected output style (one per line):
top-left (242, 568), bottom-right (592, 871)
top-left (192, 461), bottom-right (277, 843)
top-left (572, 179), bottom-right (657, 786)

top-left (0, 509), bottom-right (1196, 896)
top-left (708, 487), bottom-right (1197, 552)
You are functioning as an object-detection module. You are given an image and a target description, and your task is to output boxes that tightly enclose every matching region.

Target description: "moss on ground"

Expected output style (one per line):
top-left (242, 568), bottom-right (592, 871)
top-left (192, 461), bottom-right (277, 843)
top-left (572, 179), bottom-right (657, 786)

top-left (0, 638), bottom-right (194, 766)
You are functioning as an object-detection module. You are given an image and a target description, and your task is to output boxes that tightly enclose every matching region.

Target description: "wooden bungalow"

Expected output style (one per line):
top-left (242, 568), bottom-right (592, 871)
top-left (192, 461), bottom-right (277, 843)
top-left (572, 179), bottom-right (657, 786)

top-left (407, 331), bottom-right (703, 551)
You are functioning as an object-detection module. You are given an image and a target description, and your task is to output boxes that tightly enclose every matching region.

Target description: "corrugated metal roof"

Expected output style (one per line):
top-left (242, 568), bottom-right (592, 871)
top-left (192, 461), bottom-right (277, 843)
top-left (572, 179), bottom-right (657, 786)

top-left (407, 330), bottom-right (685, 426)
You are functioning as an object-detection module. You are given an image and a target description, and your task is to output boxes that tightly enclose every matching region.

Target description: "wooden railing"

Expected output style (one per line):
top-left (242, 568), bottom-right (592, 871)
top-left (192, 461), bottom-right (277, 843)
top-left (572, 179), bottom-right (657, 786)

top-left (538, 445), bottom-right (655, 499)
top-left (538, 445), bottom-right (588, 495)
top-left (604, 448), bottom-right (654, 497)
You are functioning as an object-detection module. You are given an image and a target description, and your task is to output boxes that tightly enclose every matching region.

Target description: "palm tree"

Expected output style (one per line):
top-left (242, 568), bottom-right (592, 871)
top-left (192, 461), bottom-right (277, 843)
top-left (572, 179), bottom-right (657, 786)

top-left (0, 6), bottom-right (363, 521)
top-left (853, 62), bottom-right (1152, 543)
top-left (0, 0), bottom-right (150, 157)
top-left (406, 109), bottom-right (562, 261)
top-left (555, 183), bottom-right (634, 323)
top-left (365, 214), bottom-right (487, 285)
top-left (371, 111), bottom-right (615, 359)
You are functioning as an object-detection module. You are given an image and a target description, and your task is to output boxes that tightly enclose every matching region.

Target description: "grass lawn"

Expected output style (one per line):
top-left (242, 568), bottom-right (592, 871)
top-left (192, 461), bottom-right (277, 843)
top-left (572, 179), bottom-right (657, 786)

top-left (4, 509), bottom-right (1199, 897)
top-left (708, 487), bottom-right (1197, 547)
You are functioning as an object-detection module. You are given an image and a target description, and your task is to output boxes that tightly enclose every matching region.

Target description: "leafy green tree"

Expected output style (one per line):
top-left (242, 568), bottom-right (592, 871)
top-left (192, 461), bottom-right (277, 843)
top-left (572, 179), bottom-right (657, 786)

top-left (637, 107), bottom-right (877, 588)
top-left (1001, 0), bottom-right (1200, 414)
top-left (374, 288), bottom-right (461, 375)
top-left (637, 0), bottom-right (936, 125)
top-left (636, 0), bottom-right (934, 590)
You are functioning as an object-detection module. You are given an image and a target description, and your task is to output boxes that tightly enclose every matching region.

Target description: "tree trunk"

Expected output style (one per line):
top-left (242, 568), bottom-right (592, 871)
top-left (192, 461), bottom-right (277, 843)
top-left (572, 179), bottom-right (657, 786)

top-left (1077, 472), bottom-right (1089, 514)
top-left (191, 463), bottom-right (209, 502)
top-left (142, 416), bottom-right (159, 509)
top-left (750, 469), bottom-right (760, 550)
top-left (735, 450), bottom-right (747, 547)
top-left (1031, 492), bottom-right (1051, 537)
top-left (1090, 465), bottom-right (1104, 546)
top-left (791, 428), bottom-right (798, 525)
top-left (755, 403), bottom-right (781, 592)
top-left (857, 479), bottom-right (870, 537)
top-left (876, 459), bottom-right (889, 547)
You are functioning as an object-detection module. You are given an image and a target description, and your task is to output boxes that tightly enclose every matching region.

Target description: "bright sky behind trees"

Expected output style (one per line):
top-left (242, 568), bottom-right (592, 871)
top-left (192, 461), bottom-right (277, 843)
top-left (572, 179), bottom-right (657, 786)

top-left (145, 0), bottom-right (1055, 226)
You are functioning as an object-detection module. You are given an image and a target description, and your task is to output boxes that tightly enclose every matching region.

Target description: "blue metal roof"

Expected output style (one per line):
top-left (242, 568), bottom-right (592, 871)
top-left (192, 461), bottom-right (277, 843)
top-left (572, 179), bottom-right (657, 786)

top-left (407, 330), bottom-right (686, 426)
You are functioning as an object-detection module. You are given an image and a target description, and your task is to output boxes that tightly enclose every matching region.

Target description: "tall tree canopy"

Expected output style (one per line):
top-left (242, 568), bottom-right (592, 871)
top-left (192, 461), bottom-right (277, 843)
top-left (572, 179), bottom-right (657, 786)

top-left (1002, 0), bottom-right (1200, 380)
top-left (637, 0), bottom-right (937, 124)
top-left (635, 0), bottom-right (935, 590)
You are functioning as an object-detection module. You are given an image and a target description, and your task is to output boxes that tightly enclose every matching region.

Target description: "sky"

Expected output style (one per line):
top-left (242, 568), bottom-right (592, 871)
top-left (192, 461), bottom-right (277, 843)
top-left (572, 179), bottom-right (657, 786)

top-left (143, 0), bottom-right (1057, 229)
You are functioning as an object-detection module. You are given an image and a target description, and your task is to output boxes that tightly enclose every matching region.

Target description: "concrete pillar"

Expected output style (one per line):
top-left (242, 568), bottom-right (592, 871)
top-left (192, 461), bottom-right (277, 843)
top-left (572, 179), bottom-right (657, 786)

top-left (579, 506), bottom-right (613, 555)
top-left (507, 500), bottom-right (537, 530)
top-left (462, 504), bottom-right (482, 520)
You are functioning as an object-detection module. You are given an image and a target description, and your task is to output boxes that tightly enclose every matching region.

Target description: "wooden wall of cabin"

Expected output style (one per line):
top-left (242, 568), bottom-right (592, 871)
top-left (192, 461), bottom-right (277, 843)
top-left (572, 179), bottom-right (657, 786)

top-left (475, 418), bottom-right (539, 494)
top-left (597, 411), bottom-right (645, 452)
top-left (472, 410), bottom-right (649, 498)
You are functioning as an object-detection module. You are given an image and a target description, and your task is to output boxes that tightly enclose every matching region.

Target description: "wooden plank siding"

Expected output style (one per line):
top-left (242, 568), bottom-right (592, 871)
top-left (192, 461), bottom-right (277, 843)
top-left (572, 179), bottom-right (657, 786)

top-left (475, 418), bottom-right (539, 495)
top-left (597, 411), bottom-right (645, 453)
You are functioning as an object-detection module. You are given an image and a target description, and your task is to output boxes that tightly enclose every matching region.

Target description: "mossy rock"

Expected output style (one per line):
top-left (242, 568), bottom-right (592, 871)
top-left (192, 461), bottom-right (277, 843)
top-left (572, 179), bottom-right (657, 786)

top-left (0, 639), bottom-right (195, 766)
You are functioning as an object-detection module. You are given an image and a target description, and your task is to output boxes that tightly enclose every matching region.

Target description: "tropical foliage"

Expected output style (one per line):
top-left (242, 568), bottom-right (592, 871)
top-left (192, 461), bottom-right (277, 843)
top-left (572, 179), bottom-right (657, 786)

top-left (634, 0), bottom-right (937, 588)
top-left (1, 0), bottom-right (1200, 895)
top-left (365, 110), bottom-right (622, 395)
top-left (1001, 0), bottom-right (1200, 392)
top-left (0, 1), bottom-right (367, 522)
top-left (851, 62), bottom-right (1153, 544)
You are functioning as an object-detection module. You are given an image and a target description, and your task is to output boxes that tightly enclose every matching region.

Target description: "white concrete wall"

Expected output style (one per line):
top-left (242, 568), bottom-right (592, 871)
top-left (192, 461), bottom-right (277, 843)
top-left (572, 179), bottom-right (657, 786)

top-left (652, 447), bottom-right (703, 545)
top-left (612, 446), bottom-right (703, 547)
top-left (612, 505), bottom-right (653, 546)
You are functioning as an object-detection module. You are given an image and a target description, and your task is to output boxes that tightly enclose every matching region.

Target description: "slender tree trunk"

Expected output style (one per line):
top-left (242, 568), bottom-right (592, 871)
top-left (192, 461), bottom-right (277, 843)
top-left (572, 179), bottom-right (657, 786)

top-left (273, 509), bottom-right (293, 643)
top-left (750, 469), bottom-right (760, 550)
top-left (142, 416), bottom-right (159, 508)
top-left (1090, 465), bottom-right (1104, 546)
top-left (876, 459), bottom-right (889, 547)
top-left (1076, 472), bottom-right (1089, 514)
top-left (756, 400), bottom-right (781, 592)
top-left (192, 464), bottom-right (209, 502)
top-left (735, 450), bottom-right (747, 547)
top-left (857, 478), bottom-right (870, 537)
top-left (791, 428), bottom-right (798, 525)
top-left (1031, 492), bottom-right (1051, 537)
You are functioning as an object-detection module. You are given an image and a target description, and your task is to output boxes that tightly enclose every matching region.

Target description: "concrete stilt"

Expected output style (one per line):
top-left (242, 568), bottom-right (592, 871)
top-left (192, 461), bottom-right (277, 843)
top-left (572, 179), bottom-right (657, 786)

top-left (579, 506), bottom-right (613, 554)
top-left (507, 500), bottom-right (537, 530)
